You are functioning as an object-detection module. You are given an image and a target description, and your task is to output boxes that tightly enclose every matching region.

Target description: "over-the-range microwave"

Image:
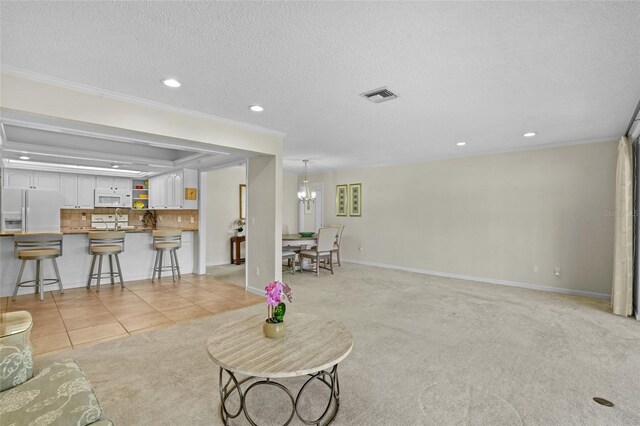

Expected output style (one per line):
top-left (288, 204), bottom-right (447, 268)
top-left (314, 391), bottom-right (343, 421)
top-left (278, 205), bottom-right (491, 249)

top-left (94, 189), bottom-right (132, 208)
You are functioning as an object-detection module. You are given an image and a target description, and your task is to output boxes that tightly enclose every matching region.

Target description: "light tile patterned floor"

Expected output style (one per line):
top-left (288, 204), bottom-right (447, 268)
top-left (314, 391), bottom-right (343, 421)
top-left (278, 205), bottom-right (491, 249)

top-left (0, 274), bottom-right (264, 357)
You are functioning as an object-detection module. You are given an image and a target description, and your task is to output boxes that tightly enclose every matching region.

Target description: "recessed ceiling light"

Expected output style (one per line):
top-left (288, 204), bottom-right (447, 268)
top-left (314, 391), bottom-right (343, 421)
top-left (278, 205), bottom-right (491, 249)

top-left (18, 155), bottom-right (30, 160)
top-left (162, 78), bottom-right (181, 88)
top-left (523, 132), bottom-right (536, 137)
top-left (456, 142), bottom-right (467, 146)
top-left (249, 105), bottom-right (264, 112)
top-left (111, 164), bottom-right (120, 169)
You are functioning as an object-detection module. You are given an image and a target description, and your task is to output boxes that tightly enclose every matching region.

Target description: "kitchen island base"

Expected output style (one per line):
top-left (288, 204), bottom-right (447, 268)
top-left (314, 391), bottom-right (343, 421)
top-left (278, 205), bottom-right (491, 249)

top-left (0, 231), bottom-right (196, 298)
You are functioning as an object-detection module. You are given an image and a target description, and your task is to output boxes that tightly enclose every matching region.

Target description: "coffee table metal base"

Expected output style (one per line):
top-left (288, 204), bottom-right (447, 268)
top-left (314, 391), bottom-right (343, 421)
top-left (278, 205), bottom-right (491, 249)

top-left (218, 365), bottom-right (340, 426)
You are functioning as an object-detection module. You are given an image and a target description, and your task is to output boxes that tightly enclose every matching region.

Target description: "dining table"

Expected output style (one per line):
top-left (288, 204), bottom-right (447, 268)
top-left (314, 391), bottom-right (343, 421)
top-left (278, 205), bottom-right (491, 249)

top-left (282, 234), bottom-right (317, 272)
top-left (282, 233), bottom-right (317, 249)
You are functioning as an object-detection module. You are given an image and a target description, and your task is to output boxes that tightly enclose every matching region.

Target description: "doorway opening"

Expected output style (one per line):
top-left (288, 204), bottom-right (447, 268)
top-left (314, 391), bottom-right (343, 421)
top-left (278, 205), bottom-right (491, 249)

top-left (201, 163), bottom-right (247, 288)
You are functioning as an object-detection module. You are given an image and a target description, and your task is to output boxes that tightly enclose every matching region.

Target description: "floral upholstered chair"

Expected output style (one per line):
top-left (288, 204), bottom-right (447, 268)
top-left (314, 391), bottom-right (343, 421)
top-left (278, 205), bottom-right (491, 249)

top-left (0, 311), bottom-right (112, 426)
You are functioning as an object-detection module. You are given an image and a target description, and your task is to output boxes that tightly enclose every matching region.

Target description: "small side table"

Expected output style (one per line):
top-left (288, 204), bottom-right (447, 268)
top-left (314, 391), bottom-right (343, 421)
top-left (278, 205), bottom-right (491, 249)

top-left (230, 235), bottom-right (245, 265)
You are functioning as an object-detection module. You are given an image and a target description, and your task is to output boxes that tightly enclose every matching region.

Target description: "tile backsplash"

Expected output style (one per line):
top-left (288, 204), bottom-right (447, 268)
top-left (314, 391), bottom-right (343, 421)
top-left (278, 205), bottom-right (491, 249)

top-left (60, 208), bottom-right (199, 230)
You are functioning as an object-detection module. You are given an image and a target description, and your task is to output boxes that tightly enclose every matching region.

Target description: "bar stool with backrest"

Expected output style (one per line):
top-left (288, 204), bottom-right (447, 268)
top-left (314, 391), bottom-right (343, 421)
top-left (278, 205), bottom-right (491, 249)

top-left (87, 231), bottom-right (125, 291)
top-left (152, 230), bottom-right (182, 282)
top-left (12, 234), bottom-right (64, 301)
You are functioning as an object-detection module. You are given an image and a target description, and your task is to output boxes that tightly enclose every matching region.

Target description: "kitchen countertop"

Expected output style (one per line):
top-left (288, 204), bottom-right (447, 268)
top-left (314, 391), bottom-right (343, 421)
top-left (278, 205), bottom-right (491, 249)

top-left (0, 227), bottom-right (198, 237)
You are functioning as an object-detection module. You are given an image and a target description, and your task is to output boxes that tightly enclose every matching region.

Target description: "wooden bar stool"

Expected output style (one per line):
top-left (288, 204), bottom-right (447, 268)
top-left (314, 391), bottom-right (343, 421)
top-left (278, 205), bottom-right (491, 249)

top-left (12, 234), bottom-right (64, 301)
top-left (152, 230), bottom-right (182, 282)
top-left (87, 231), bottom-right (125, 291)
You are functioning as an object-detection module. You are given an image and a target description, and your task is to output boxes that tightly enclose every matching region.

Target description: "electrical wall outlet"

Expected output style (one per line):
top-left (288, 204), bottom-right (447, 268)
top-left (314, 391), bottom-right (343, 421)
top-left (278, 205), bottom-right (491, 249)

top-left (139, 215), bottom-right (143, 221)
top-left (158, 216), bottom-right (163, 221)
top-left (533, 265), bottom-right (539, 273)
top-left (81, 215), bottom-right (86, 221)
top-left (190, 217), bottom-right (194, 223)
top-left (256, 267), bottom-right (260, 276)
top-left (177, 216), bottom-right (182, 223)
top-left (554, 267), bottom-right (561, 277)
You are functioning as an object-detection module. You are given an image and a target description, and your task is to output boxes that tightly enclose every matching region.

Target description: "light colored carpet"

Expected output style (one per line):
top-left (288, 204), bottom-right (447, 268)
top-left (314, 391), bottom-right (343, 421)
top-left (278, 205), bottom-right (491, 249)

top-left (39, 263), bottom-right (640, 425)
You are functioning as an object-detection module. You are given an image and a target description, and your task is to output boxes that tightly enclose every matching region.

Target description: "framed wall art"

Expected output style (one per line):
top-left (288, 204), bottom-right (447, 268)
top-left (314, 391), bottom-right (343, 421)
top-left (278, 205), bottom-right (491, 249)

top-left (185, 187), bottom-right (197, 201)
top-left (348, 183), bottom-right (362, 217)
top-left (336, 184), bottom-right (348, 216)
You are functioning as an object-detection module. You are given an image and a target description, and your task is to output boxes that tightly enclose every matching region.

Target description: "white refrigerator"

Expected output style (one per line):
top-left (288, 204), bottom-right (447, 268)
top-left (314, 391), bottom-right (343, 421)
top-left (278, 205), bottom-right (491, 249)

top-left (0, 188), bottom-right (62, 232)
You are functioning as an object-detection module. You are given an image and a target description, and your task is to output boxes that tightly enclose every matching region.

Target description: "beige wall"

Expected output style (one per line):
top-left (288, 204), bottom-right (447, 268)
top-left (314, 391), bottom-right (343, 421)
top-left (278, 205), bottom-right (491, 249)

top-left (312, 141), bottom-right (617, 296)
top-left (247, 155), bottom-right (282, 291)
top-left (206, 166), bottom-right (246, 266)
top-left (282, 172), bottom-right (299, 234)
top-left (205, 168), bottom-right (298, 266)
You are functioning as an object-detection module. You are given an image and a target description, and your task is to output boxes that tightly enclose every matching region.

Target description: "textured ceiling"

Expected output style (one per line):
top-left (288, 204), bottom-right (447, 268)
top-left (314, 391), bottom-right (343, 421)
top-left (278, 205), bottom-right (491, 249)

top-left (1, 1), bottom-right (639, 172)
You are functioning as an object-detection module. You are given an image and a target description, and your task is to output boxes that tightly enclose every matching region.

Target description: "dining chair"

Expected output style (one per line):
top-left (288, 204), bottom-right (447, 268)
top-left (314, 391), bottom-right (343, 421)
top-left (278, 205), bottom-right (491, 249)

top-left (282, 250), bottom-right (297, 274)
top-left (300, 227), bottom-right (335, 277)
top-left (328, 224), bottom-right (345, 267)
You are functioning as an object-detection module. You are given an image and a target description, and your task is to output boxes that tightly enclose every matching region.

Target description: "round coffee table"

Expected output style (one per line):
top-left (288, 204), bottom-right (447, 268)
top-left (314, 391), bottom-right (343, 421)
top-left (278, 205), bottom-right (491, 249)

top-left (207, 313), bottom-right (353, 425)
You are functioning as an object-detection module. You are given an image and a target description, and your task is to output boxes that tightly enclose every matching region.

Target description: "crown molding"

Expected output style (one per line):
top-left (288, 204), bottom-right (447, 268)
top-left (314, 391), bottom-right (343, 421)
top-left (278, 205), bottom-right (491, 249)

top-left (0, 66), bottom-right (286, 138)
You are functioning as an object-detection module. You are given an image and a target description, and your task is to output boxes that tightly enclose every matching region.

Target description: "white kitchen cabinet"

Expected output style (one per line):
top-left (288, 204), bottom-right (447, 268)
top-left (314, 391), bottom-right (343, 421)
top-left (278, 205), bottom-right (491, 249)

top-left (60, 174), bottom-right (95, 208)
top-left (2, 169), bottom-right (60, 190)
top-left (113, 177), bottom-right (131, 191)
top-left (94, 176), bottom-right (111, 189)
top-left (165, 172), bottom-right (184, 209)
top-left (33, 172), bottom-right (61, 190)
top-left (148, 175), bottom-right (163, 209)
top-left (77, 175), bottom-right (96, 208)
top-left (148, 169), bottom-right (197, 209)
top-left (96, 176), bottom-right (131, 191)
top-left (60, 174), bottom-right (77, 207)
top-left (150, 173), bottom-right (173, 209)
top-left (2, 169), bottom-right (32, 189)
top-left (164, 174), bottom-right (174, 208)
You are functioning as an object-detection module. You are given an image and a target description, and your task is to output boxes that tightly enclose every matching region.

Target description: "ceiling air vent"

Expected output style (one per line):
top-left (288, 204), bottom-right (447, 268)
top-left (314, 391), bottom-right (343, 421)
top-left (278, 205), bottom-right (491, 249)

top-left (360, 87), bottom-right (398, 103)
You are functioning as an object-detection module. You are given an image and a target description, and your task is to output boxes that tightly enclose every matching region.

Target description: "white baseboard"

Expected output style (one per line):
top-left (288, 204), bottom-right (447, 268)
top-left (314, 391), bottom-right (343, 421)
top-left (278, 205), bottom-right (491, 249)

top-left (246, 286), bottom-right (264, 297)
top-left (342, 258), bottom-right (611, 300)
top-left (206, 261), bottom-right (238, 267)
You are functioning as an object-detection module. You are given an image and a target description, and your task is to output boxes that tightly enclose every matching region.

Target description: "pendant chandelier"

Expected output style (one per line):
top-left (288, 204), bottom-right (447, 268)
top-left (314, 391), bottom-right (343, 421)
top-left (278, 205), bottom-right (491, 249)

top-left (298, 159), bottom-right (316, 210)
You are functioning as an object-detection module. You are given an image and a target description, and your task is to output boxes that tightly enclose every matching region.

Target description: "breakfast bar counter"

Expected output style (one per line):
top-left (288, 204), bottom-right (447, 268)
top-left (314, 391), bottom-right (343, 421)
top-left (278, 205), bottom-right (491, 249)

top-left (0, 229), bottom-right (198, 297)
top-left (0, 227), bottom-right (196, 237)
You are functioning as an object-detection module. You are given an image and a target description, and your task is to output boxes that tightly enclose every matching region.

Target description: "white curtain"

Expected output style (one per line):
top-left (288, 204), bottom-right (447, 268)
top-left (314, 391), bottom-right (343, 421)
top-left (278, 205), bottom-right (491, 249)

top-left (612, 136), bottom-right (633, 316)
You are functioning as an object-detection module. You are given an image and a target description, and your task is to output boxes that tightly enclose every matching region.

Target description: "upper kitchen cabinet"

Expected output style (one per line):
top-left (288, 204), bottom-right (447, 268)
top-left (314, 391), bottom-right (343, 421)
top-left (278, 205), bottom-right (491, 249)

top-left (60, 174), bottom-right (96, 208)
top-left (2, 169), bottom-right (60, 190)
top-left (149, 169), bottom-right (197, 209)
top-left (96, 176), bottom-right (132, 191)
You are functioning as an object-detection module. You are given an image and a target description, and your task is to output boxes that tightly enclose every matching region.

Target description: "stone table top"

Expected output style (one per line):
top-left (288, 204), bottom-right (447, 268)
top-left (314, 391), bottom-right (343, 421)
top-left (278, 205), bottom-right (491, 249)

top-left (207, 313), bottom-right (353, 378)
top-left (282, 234), bottom-right (317, 241)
